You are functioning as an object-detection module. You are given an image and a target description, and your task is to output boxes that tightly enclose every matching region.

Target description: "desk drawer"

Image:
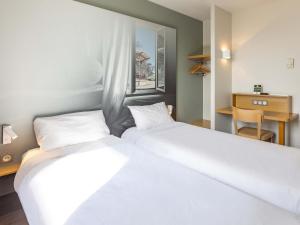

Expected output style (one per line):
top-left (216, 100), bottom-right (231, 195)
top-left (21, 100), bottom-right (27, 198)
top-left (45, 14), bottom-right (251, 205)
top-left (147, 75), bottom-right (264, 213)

top-left (233, 94), bottom-right (292, 113)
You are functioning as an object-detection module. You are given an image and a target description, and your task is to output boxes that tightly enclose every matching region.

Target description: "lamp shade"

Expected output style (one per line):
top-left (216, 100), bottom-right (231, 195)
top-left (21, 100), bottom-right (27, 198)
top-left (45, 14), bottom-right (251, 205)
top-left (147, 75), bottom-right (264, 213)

top-left (222, 49), bottom-right (231, 59)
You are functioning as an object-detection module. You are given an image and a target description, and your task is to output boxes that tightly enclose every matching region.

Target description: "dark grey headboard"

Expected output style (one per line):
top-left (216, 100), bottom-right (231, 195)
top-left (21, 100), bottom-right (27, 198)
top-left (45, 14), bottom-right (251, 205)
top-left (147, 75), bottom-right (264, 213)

top-left (109, 94), bottom-right (176, 137)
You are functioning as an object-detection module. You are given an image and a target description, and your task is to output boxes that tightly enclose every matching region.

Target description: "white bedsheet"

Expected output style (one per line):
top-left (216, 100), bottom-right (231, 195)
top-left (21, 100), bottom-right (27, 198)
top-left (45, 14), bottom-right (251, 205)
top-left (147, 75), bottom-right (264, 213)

top-left (122, 122), bottom-right (300, 215)
top-left (15, 135), bottom-right (300, 225)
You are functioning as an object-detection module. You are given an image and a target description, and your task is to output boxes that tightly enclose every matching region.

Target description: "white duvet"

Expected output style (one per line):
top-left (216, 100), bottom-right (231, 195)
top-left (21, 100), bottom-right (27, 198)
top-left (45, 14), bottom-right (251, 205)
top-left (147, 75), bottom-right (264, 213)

top-left (15, 135), bottom-right (300, 225)
top-left (122, 122), bottom-right (300, 215)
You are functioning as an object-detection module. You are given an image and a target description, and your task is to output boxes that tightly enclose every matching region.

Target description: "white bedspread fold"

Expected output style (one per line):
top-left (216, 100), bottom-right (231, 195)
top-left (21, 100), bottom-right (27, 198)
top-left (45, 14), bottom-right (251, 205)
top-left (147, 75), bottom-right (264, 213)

top-left (122, 122), bottom-right (300, 215)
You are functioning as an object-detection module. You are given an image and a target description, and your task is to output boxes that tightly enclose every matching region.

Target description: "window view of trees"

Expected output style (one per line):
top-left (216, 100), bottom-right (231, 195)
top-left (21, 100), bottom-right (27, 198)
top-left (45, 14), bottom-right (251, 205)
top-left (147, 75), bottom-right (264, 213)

top-left (135, 27), bottom-right (156, 90)
top-left (126, 23), bottom-right (168, 95)
top-left (134, 26), bottom-right (165, 92)
top-left (135, 51), bottom-right (155, 89)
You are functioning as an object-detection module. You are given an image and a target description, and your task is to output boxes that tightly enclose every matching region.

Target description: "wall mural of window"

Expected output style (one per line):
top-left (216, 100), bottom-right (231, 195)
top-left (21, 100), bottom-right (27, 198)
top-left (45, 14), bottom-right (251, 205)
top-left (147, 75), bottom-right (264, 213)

top-left (92, 7), bottom-right (176, 136)
top-left (135, 27), bottom-right (156, 90)
top-left (0, 0), bottom-right (177, 158)
top-left (134, 25), bottom-right (166, 93)
top-left (49, 1), bottom-right (176, 136)
top-left (127, 21), bottom-right (174, 96)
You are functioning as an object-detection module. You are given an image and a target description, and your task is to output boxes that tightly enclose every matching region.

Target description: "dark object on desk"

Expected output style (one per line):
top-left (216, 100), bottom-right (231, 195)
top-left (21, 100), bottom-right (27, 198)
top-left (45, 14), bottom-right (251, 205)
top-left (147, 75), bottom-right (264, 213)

top-left (253, 84), bottom-right (263, 94)
top-left (260, 93), bottom-right (269, 95)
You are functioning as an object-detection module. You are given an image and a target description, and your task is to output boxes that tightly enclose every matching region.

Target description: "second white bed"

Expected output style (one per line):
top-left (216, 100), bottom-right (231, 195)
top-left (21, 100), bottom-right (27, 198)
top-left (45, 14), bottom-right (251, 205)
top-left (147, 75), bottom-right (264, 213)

top-left (122, 122), bottom-right (300, 216)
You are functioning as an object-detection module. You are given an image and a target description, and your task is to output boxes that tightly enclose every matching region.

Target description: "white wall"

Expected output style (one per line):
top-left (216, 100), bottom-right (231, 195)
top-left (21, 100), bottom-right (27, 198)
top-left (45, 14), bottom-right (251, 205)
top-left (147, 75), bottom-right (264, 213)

top-left (232, 0), bottom-right (300, 147)
top-left (203, 20), bottom-right (211, 120)
top-left (0, 0), bottom-right (109, 162)
top-left (211, 5), bottom-right (232, 132)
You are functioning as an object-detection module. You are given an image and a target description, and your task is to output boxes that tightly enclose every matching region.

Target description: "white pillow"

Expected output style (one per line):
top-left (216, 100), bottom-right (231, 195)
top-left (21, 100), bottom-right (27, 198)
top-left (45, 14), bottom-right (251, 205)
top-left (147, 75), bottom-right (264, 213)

top-left (34, 110), bottom-right (110, 151)
top-left (128, 102), bottom-right (174, 130)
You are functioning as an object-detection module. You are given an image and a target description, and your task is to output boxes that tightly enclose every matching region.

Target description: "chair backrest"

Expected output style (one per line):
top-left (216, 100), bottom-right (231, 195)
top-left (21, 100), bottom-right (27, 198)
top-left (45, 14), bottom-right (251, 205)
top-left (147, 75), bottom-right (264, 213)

top-left (233, 107), bottom-right (264, 139)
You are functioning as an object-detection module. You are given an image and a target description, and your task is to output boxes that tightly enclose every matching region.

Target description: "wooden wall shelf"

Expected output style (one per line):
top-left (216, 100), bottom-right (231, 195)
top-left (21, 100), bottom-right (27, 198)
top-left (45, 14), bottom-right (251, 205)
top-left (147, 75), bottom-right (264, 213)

top-left (188, 54), bottom-right (210, 61)
top-left (188, 54), bottom-right (210, 75)
top-left (189, 64), bottom-right (210, 75)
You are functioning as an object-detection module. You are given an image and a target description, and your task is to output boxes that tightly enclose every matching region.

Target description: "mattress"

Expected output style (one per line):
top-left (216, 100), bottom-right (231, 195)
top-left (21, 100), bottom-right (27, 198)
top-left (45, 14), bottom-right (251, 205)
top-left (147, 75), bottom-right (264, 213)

top-left (15, 135), bottom-right (300, 225)
top-left (122, 122), bottom-right (300, 215)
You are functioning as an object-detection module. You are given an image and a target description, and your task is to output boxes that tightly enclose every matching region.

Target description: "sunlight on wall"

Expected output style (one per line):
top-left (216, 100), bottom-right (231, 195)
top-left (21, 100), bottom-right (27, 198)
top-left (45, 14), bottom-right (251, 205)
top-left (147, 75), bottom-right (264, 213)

top-left (232, 1), bottom-right (283, 51)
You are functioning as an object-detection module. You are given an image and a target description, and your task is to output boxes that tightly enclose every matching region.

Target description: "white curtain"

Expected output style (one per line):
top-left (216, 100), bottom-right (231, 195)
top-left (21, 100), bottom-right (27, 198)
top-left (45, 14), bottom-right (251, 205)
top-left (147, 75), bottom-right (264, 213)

top-left (99, 15), bottom-right (134, 130)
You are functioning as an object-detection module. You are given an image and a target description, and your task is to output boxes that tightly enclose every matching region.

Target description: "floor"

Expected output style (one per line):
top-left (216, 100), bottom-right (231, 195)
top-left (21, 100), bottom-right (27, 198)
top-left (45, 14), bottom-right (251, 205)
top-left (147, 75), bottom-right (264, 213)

top-left (0, 192), bottom-right (28, 225)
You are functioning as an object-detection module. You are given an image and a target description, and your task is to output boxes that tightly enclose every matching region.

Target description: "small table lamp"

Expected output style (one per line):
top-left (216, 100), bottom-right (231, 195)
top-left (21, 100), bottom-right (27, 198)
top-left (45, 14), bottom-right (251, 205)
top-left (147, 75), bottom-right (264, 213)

top-left (2, 125), bottom-right (18, 145)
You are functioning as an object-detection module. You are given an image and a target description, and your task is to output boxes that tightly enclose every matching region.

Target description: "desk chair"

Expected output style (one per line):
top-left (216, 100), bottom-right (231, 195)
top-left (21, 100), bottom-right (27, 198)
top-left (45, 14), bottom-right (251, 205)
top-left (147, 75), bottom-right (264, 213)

top-left (233, 107), bottom-right (275, 142)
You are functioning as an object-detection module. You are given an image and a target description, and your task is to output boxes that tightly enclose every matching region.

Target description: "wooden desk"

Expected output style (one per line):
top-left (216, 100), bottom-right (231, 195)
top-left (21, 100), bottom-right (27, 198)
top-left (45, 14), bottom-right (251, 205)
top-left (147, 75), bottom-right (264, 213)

top-left (217, 107), bottom-right (298, 145)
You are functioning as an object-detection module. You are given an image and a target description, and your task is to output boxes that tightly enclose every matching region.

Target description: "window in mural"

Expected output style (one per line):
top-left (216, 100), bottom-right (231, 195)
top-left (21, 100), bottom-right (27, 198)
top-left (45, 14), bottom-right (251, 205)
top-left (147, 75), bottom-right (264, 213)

top-left (128, 22), bottom-right (167, 95)
top-left (156, 28), bottom-right (166, 92)
top-left (135, 27), bottom-right (157, 90)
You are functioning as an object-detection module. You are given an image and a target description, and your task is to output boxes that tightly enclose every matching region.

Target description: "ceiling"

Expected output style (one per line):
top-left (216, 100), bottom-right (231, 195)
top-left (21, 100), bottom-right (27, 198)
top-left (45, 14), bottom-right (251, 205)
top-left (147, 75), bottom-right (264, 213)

top-left (148, 0), bottom-right (272, 21)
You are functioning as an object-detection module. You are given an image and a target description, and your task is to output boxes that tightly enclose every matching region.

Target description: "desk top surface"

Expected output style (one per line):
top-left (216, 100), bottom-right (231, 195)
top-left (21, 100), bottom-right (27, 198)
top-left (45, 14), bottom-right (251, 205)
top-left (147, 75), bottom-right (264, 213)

top-left (217, 107), bottom-right (298, 122)
top-left (233, 93), bottom-right (291, 98)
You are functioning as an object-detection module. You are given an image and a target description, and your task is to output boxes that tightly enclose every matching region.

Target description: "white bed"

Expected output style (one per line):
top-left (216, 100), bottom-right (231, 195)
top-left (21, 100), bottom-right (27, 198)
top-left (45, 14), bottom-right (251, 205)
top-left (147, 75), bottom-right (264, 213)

top-left (122, 122), bottom-right (300, 216)
top-left (15, 135), bottom-right (300, 225)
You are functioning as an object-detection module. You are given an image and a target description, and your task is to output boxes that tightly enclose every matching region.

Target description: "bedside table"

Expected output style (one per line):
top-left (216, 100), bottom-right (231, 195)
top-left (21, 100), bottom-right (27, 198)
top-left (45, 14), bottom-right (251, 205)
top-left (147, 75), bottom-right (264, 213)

top-left (0, 164), bottom-right (20, 177)
top-left (0, 164), bottom-right (20, 197)
top-left (0, 164), bottom-right (27, 224)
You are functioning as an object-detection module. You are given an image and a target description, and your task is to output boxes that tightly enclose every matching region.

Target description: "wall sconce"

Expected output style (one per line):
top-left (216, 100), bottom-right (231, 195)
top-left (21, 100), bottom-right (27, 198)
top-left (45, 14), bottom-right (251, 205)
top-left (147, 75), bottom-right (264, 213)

top-left (2, 125), bottom-right (18, 145)
top-left (221, 49), bottom-right (231, 59)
